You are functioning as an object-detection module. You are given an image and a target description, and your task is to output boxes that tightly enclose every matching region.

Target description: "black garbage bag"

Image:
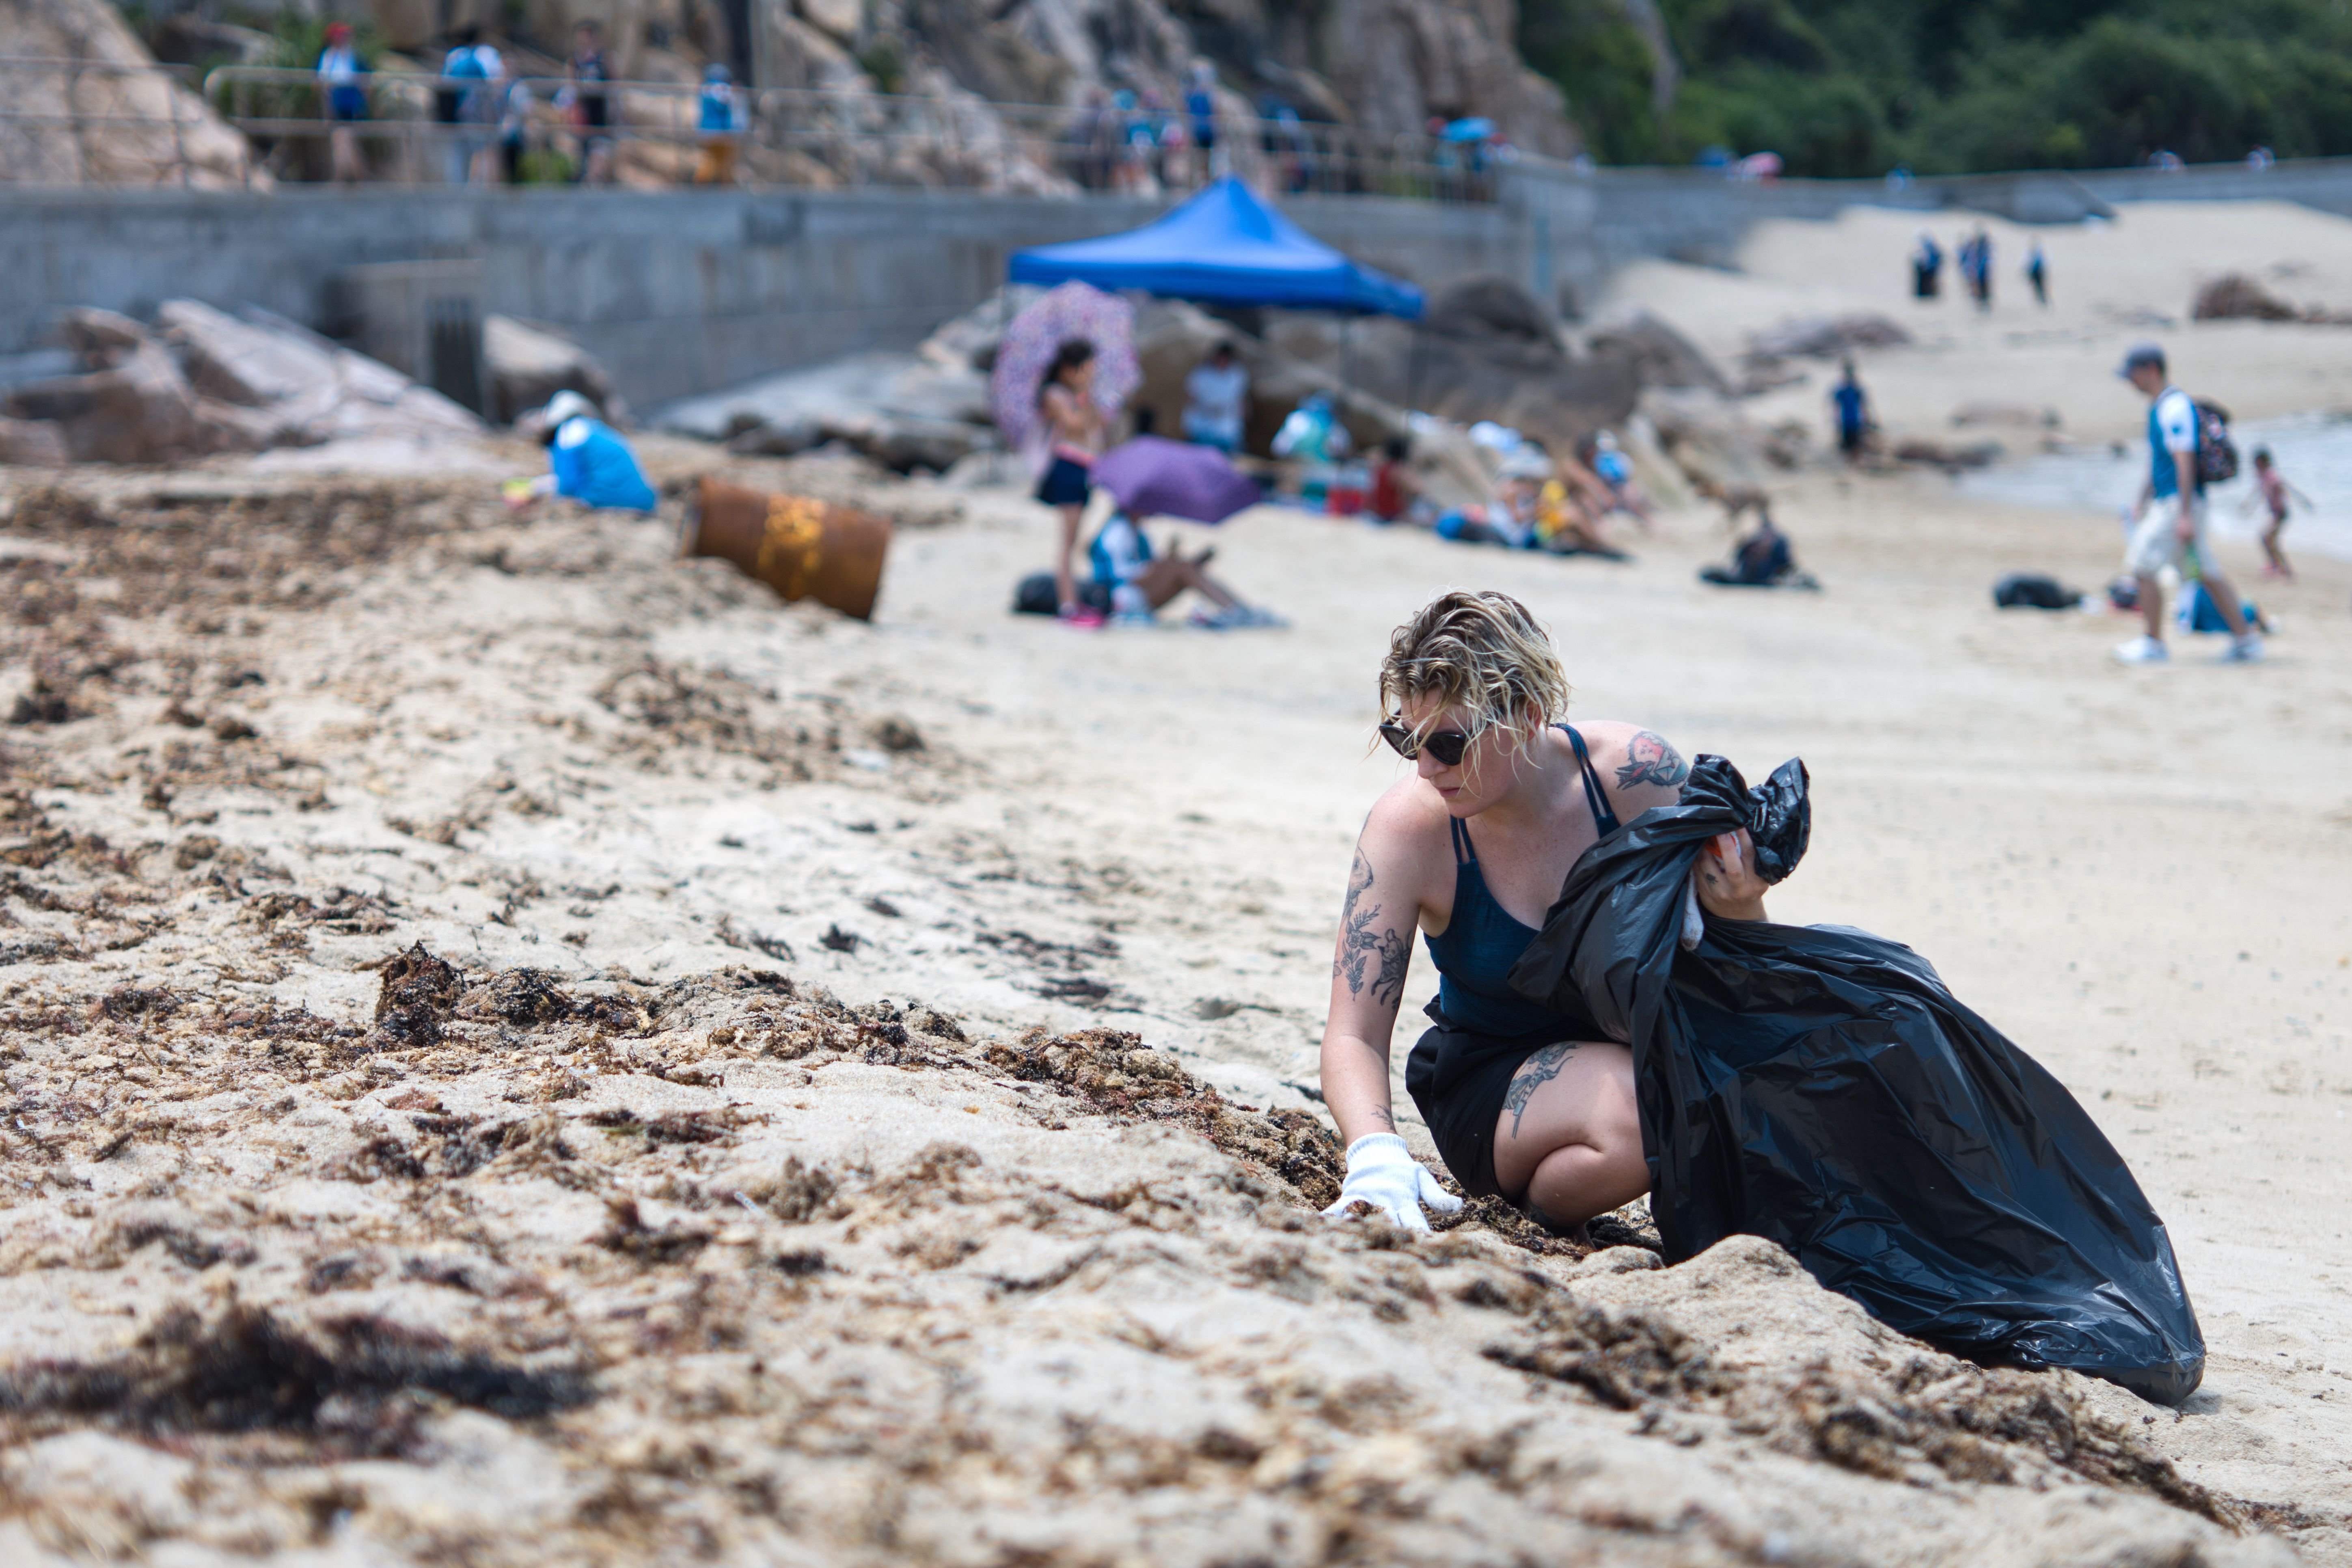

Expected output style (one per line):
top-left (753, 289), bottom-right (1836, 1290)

top-left (1993, 572), bottom-right (2079, 610)
top-left (1508, 754), bottom-right (2204, 1404)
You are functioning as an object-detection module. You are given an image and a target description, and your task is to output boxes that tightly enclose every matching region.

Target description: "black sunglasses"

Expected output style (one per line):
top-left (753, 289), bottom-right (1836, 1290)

top-left (1379, 721), bottom-right (1472, 767)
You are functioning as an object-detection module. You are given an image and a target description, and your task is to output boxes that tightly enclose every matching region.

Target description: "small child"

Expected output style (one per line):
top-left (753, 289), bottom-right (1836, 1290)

top-left (2248, 447), bottom-right (2310, 579)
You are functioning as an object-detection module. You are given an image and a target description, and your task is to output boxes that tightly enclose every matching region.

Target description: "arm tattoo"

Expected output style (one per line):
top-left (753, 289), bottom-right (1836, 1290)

top-left (1614, 730), bottom-right (1691, 792)
top-left (1501, 1042), bottom-right (1578, 1137)
top-left (1335, 850), bottom-right (1411, 1007)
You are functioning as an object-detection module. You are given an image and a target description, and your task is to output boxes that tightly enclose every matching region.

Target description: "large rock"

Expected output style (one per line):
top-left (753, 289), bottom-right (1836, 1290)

top-left (4, 319), bottom-right (233, 464)
top-left (2190, 274), bottom-right (2299, 322)
top-left (1638, 386), bottom-right (1804, 489)
top-left (155, 298), bottom-right (341, 436)
top-left (659, 351), bottom-right (1000, 473)
top-left (1748, 313), bottom-right (1913, 360)
top-left (0, 0), bottom-right (264, 188)
top-left (1585, 309), bottom-right (1729, 396)
top-left (2, 303), bottom-right (483, 464)
top-left (483, 315), bottom-right (628, 427)
top-left (0, 418), bottom-right (72, 467)
top-left (1285, 275), bottom-right (1640, 458)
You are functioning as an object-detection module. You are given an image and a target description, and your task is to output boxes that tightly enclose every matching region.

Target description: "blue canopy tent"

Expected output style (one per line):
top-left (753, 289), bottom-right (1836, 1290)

top-left (1007, 177), bottom-right (1425, 319)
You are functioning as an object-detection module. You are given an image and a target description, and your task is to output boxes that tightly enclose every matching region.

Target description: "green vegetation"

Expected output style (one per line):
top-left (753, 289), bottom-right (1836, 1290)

top-left (1519, 0), bottom-right (2352, 174)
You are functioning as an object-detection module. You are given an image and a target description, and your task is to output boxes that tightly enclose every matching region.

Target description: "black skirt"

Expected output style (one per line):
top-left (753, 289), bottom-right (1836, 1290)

top-left (1036, 455), bottom-right (1091, 507)
top-left (1404, 1001), bottom-right (1584, 1198)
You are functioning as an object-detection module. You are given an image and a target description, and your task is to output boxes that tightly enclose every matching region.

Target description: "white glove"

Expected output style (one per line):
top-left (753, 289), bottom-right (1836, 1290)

top-left (1322, 1133), bottom-right (1464, 1232)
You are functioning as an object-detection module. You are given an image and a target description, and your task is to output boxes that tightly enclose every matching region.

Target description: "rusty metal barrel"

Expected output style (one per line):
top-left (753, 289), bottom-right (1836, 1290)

top-left (680, 476), bottom-right (891, 621)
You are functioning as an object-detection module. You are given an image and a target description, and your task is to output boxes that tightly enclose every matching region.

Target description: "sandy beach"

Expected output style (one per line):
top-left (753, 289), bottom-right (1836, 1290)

top-left (1, 197), bottom-right (2349, 1564)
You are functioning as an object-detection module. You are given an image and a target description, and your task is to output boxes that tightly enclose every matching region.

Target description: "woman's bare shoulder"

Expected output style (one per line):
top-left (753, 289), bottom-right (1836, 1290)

top-left (1360, 774), bottom-right (1450, 845)
top-left (1567, 719), bottom-right (1694, 800)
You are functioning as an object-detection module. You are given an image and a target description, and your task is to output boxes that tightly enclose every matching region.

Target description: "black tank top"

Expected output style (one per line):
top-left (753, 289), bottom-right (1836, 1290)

top-left (1423, 725), bottom-right (1618, 1040)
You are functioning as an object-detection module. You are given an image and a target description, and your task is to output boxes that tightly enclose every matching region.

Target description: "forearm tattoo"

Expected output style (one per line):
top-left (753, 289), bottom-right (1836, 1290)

top-left (1335, 851), bottom-right (1410, 1008)
top-left (1615, 731), bottom-right (1691, 792)
top-left (1502, 1042), bottom-right (1578, 1137)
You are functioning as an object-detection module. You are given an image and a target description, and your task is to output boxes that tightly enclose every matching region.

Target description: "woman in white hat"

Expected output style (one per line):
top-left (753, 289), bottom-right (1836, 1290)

top-left (513, 391), bottom-right (656, 513)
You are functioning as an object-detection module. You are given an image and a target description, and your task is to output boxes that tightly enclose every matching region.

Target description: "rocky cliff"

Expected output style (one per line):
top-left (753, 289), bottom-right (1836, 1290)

top-left (369, 0), bottom-right (1579, 157)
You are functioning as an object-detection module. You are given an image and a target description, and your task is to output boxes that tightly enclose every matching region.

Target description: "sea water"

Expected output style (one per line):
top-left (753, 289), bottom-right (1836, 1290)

top-left (1960, 410), bottom-right (2352, 561)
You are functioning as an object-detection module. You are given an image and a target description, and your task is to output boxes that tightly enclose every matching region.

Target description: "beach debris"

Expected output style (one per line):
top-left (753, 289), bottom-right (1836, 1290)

top-left (1994, 573), bottom-right (2084, 611)
top-left (1747, 312), bottom-right (1913, 360)
top-left (1893, 435), bottom-right (2003, 470)
top-left (0, 1301), bottom-right (593, 1445)
top-left (1951, 401), bottom-right (2061, 429)
top-left (683, 477), bottom-right (892, 621)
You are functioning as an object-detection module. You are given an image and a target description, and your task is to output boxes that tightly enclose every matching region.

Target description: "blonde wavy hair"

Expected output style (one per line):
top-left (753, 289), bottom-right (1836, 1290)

top-left (1379, 591), bottom-right (1571, 754)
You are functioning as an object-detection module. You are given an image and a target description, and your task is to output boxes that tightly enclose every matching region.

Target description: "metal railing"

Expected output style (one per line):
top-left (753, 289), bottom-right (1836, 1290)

top-left (198, 64), bottom-right (1509, 201)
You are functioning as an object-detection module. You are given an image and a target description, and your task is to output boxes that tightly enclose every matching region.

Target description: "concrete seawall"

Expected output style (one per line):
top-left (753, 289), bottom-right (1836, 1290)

top-left (8, 156), bottom-right (2350, 410)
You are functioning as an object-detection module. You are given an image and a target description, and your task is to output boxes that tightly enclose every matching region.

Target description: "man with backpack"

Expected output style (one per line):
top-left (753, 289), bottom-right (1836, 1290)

top-left (439, 26), bottom-right (499, 186)
top-left (2114, 343), bottom-right (2261, 664)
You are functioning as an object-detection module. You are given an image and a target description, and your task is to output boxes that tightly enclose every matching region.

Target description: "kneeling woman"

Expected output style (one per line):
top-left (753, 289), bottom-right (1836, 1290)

top-left (1320, 590), bottom-right (1770, 1232)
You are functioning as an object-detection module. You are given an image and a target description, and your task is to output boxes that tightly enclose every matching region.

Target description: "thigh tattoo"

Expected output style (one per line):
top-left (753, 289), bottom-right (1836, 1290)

top-left (1502, 1042), bottom-right (1577, 1137)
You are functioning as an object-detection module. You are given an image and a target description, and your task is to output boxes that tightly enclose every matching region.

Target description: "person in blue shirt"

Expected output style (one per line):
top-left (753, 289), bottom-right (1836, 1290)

top-left (316, 23), bottom-right (369, 183)
top-left (1184, 63), bottom-right (1217, 184)
top-left (1829, 359), bottom-right (1871, 462)
top-left (518, 391), bottom-right (657, 512)
top-left (695, 64), bottom-right (742, 185)
top-left (2113, 343), bottom-right (2259, 665)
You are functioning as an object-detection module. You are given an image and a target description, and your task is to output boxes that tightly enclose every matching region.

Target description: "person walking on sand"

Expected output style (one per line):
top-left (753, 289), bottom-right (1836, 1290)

top-left (1830, 358), bottom-right (1871, 463)
top-left (1317, 591), bottom-right (1776, 1234)
top-left (2248, 446), bottom-right (2310, 579)
top-left (2026, 240), bottom-right (2049, 306)
top-left (1036, 339), bottom-right (1107, 626)
top-left (2114, 343), bottom-right (2262, 664)
top-left (1911, 231), bottom-right (1942, 299)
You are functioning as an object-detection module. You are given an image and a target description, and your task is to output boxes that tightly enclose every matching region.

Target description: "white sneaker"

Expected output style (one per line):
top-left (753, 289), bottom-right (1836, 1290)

top-left (2113, 636), bottom-right (2169, 665)
top-left (2219, 634), bottom-right (2266, 663)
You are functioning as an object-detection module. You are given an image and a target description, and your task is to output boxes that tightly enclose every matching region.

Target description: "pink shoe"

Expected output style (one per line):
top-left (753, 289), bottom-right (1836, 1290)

top-left (1057, 603), bottom-right (1105, 629)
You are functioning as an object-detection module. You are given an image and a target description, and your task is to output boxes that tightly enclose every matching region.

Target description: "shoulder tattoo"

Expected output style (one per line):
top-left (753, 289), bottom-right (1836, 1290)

top-left (1614, 730), bottom-right (1690, 792)
top-left (1335, 850), bottom-right (1410, 1008)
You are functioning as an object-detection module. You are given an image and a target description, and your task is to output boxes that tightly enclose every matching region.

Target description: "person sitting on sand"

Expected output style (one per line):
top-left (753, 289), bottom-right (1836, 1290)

top-left (1582, 431), bottom-right (1655, 528)
top-left (2247, 446), bottom-right (2309, 580)
top-left (1036, 339), bottom-right (1108, 625)
top-left (1699, 507), bottom-right (1813, 589)
top-left (1368, 438), bottom-right (1432, 526)
top-left (512, 391), bottom-right (656, 513)
top-left (1318, 590), bottom-right (1774, 1234)
top-left (1087, 509), bottom-right (1281, 629)
top-left (1533, 456), bottom-right (1630, 559)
